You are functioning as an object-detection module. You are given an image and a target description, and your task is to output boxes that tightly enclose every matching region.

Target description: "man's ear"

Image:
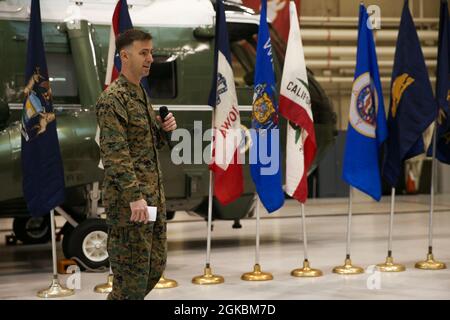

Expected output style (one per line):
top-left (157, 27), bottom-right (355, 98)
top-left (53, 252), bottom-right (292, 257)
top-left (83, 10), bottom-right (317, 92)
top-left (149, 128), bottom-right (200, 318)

top-left (119, 49), bottom-right (128, 61)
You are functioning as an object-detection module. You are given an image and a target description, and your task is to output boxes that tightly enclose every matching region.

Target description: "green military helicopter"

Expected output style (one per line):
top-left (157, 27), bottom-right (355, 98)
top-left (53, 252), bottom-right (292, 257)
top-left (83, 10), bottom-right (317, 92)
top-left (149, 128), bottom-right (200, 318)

top-left (0, 0), bottom-right (336, 269)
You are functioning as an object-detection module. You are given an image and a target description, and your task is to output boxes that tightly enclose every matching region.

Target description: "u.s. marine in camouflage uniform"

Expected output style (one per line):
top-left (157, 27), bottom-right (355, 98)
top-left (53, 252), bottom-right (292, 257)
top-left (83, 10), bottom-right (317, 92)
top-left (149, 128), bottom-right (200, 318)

top-left (95, 29), bottom-right (177, 300)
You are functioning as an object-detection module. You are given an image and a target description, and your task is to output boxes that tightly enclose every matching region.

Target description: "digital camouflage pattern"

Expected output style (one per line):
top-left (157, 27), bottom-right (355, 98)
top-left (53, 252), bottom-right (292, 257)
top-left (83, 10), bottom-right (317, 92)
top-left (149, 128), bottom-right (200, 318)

top-left (96, 74), bottom-right (167, 300)
top-left (96, 74), bottom-right (166, 227)
top-left (106, 206), bottom-right (167, 300)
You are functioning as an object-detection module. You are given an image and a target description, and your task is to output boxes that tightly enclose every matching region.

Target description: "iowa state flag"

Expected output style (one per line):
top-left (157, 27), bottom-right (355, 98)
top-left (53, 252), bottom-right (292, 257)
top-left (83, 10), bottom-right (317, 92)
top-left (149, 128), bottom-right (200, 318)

top-left (208, 0), bottom-right (243, 205)
top-left (21, 0), bottom-right (65, 217)
top-left (250, 0), bottom-right (284, 213)
top-left (428, 0), bottom-right (450, 164)
top-left (279, 2), bottom-right (316, 203)
top-left (383, 0), bottom-right (437, 187)
top-left (342, 4), bottom-right (387, 201)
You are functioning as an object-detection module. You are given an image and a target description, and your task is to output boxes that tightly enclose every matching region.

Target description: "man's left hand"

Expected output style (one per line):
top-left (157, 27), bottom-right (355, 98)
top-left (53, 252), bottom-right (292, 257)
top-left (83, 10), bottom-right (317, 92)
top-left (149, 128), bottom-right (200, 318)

top-left (157, 112), bottom-right (177, 132)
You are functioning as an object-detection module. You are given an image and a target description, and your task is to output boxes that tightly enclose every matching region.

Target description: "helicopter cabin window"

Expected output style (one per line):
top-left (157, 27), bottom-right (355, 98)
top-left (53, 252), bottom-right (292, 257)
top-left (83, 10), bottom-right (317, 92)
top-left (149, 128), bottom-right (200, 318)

top-left (46, 52), bottom-right (80, 104)
top-left (146, 55), bottom-right (177, 99)
top-left (6, 52), bottom-right (79, 105)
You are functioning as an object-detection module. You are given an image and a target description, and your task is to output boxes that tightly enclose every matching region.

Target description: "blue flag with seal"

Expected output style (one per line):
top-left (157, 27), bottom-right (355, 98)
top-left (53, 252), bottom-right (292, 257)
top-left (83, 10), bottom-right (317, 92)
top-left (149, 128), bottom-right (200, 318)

top-left (250, 0), bottom-right (284, 213)
top-left (428, 0), bottom-right (450, 164)
top-left (383, 0), bottom-right (437, 187)
top-left (342, 4), bottom-right (387, 201)
top-left (21, 0), bottom-right (65, 217)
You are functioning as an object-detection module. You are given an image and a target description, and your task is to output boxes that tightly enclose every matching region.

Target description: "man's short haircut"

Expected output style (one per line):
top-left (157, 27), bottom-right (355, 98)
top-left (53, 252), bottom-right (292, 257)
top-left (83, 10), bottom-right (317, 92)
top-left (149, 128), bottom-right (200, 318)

top-left (115, 29), bottom-right (152, 53)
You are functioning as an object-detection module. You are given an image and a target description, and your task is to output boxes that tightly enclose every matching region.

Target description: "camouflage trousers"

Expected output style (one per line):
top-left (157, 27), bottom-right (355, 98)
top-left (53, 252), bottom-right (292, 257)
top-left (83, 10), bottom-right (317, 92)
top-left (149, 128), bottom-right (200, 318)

top-left (106, 208), bottom-right (167, 300)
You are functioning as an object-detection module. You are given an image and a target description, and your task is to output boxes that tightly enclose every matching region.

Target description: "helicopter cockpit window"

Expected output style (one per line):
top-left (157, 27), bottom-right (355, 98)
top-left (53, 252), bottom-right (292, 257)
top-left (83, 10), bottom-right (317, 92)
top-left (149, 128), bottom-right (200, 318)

top-left (146, 55), bottom-right (177, 99)
top-left (46, 52), bottom-right (80, 104)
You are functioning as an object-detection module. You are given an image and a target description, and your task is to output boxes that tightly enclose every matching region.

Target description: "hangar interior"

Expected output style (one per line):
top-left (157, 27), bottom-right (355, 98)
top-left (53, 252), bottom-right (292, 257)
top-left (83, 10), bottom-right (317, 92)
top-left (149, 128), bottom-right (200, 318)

top-left (0, 0), bottom-right (449, 300)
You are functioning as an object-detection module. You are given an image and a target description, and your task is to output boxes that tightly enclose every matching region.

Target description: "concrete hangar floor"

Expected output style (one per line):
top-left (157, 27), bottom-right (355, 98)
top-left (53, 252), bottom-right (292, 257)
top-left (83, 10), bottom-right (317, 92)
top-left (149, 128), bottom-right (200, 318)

top-left (0, 194), bottom-right (450, 300)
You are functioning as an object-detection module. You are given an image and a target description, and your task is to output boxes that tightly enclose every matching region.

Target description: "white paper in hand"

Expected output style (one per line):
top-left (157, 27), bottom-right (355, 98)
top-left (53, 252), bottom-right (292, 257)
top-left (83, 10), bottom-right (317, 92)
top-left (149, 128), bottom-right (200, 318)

top-left (147, 206), bottom-right (157, 222)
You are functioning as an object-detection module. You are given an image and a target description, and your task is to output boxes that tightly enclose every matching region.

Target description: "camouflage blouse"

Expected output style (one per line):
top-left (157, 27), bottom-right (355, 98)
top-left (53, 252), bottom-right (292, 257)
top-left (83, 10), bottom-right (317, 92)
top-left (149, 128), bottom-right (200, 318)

top-left (96, 74), bottom-right (166, 226)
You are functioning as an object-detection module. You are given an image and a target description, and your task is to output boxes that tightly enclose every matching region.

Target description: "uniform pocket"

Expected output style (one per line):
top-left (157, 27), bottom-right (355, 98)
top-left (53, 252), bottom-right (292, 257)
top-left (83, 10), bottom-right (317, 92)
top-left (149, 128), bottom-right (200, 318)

top-left (131, 118), bottom-right (150, 130)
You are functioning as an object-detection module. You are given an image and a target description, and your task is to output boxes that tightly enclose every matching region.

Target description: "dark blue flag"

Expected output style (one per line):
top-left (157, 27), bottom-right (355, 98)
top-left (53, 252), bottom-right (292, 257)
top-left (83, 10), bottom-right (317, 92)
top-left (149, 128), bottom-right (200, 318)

top-left (383, 0), bottom-right (438, 187)
top-left (250, 0), bottom-right (284, 213)
top-left (429, 0), bottom-right (450, 164)
top-left (21, 0), bottom-right (65, 217)
top-left (342, 4), bottom-right (388, 201)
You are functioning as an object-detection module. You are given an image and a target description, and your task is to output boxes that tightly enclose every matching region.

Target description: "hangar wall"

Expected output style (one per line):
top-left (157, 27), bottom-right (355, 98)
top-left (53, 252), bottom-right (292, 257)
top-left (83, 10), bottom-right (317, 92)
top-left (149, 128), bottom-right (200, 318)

top-left (300, 0), bottom-right (448, 195)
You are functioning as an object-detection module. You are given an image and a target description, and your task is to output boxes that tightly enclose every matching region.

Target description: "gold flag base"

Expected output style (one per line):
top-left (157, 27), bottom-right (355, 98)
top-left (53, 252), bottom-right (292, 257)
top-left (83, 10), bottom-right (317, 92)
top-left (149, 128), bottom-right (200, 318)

top-left (291, 260), bottom-right (323, 278)
top-left (415, 254), bottom-right (447, 270)
top-left (155, 275), bottom-right (178, 289)
top-left (332, 258), bottom-right (364, 275)
top-left (241, 264), bottom-right (273, 281)
top-left (192, 267), bottom-right (224, 285)
top-left (94, 274), bottom-right (113, 293)
top-left (376, 256), bottom-right (405, 272)
top-left (37, 277), bottom-right (74, 298)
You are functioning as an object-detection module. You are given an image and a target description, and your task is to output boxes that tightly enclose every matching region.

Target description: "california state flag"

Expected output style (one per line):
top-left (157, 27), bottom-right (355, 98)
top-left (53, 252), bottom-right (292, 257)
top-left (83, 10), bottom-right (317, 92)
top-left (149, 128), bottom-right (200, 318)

top-left (279, 2), bottom-right (316, 203)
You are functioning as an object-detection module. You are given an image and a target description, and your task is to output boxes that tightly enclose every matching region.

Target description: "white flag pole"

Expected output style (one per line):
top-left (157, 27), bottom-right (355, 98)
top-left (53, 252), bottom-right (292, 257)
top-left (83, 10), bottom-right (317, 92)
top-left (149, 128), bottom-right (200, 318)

top-left (376, 187), bottom-right (405, 272)
top-left (242, 195), bottom-right (273, 281)
top-left (333, 186), bottom-right (364, 274)
top-left (192, 109), bottom-right (224, 285)
top-left (415, 120), bottom-right (446, 269)
top-left (291, 203), bottom-right (322, 278)
top-left (37, 209), bottom-right (74, 298)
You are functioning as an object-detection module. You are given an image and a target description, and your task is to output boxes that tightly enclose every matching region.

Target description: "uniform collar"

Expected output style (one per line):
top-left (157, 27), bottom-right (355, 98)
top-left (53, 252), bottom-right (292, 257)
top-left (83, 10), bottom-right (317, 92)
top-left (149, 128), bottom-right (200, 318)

top-left (118, 74), bottom-right (147, 104)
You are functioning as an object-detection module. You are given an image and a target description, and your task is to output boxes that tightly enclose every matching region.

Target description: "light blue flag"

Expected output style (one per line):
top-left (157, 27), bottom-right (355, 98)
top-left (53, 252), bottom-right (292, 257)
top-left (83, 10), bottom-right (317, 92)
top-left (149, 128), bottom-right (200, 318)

top-left (342, 4), bottom-right (388, 201)
top-left (250, 0), bottom-right (284, 213)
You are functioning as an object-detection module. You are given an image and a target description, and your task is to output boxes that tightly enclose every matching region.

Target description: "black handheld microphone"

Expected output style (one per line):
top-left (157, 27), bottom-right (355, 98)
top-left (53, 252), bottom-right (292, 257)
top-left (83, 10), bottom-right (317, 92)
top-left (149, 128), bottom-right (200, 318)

top-left (158, 106), bottom-right (173, 149)
top-left (159, 106), bottom-right (169, 121)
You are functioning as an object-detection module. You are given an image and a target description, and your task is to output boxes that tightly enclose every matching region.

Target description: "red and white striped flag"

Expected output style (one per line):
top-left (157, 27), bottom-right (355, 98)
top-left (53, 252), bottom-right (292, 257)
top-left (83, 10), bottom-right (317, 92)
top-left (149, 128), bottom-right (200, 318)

top-left (104, 23), bottom-right (119, 88)
top-left (96, 0), bottom-right (133, 169)
top-left (104, 0), bottom-right (133, 88)
top-left (279, 2), bottom-right (316, 203)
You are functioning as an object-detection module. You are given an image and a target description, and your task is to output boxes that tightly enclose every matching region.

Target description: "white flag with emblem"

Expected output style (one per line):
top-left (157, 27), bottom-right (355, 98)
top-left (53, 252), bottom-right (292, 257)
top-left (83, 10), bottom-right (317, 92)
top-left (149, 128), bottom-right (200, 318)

top-left (208, 0), bottom-right (243, 205)
top-left (279, 2), bottom-right (316, 203)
